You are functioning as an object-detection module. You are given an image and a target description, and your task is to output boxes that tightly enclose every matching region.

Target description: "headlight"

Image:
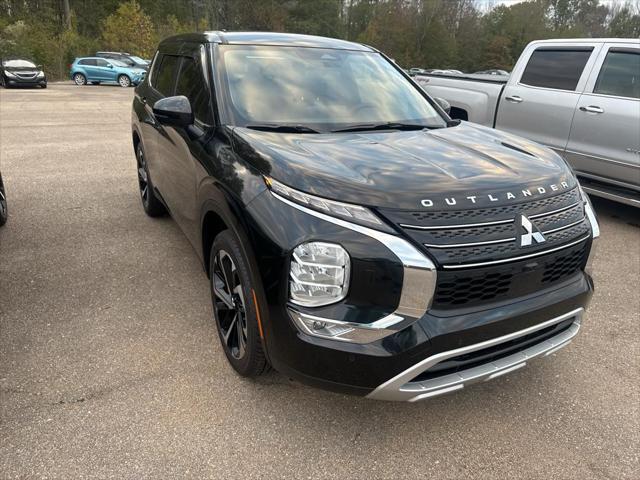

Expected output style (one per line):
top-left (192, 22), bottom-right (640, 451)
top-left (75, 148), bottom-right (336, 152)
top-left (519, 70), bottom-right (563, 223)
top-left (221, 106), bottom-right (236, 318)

top-left (4, 71), bottom-right (16, 78)
top-left (290, 242), bottom-right (350, 307)
top-left (266, 177), bottom-right (389, 231)
top-left (37, 70), bottom-right (45, 78)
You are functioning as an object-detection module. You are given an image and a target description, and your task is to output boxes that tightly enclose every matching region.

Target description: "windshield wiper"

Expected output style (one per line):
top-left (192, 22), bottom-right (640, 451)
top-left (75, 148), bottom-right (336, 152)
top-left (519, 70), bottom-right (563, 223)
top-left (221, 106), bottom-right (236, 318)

top-left (331, 122), bottom-right (436, 133)
top-left (245, 124), bottom-right (320, 134)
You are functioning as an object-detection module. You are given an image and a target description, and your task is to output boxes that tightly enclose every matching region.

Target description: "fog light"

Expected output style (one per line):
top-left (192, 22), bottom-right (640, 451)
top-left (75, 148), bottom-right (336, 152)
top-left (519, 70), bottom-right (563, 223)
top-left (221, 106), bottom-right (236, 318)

top-left (290, 242), bottom-right (350, 307)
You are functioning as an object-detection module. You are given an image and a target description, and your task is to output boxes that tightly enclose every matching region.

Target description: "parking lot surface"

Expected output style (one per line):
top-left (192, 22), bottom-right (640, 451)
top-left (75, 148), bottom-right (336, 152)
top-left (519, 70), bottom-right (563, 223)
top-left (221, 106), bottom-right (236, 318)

top-left (0, 84), bottom-right (638, 479)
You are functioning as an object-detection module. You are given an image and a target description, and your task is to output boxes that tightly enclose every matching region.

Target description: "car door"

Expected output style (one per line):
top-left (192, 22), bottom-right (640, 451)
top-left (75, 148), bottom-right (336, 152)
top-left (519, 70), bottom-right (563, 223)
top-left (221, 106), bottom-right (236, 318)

top-left (495, 43), bottom-right (602, 153)
top-left (94, 58), bottom-right (115, 81)
top-left (144, 50), bottom-right (181, 199)
top-left (564, 43), bottom-right (640, 192)
top-left (79, 59), bottom-right (98, 80)
top-left (157, 43), bottom-right (214, 244)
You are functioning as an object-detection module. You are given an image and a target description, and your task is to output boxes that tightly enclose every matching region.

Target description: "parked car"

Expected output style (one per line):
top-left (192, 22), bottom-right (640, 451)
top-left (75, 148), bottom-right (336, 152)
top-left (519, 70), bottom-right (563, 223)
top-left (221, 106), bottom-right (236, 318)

top-left (70, 57), bottom-right (146, 87)
top-left (0, 58), bottom-right (47, 88)
top-left (0, 171), bottom-right (7, 226)
top-left (417, 38), bottom-right (640, 207)
top-left (132, 31), bottom-right (598, 401)
top-left (96, 51), bottom-right (150, 70)
top-left (429, 69), bottom-right (464, 76)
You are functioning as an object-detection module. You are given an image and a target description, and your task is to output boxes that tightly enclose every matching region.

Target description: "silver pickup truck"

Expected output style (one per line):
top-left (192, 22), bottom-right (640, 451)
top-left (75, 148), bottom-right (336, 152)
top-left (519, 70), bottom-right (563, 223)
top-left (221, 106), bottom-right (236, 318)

top-left (417, 38), bottom-right (640, 207)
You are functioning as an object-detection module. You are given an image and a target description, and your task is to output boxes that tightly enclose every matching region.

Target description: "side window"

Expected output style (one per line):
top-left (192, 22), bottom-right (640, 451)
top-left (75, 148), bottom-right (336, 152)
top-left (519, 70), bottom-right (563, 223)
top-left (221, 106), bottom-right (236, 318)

top-left (96, 59), bottom-right (109, 67)
top-left (594, 50), bottom-right (640, 99)
top-left (153, 54), bottom-right (180, 97)
top-left (79, 59), bottom-right (96, 66)
top-left (175, 54), bottom-right (213, 124)
top-left (520, 49), bottom-right (593, 91)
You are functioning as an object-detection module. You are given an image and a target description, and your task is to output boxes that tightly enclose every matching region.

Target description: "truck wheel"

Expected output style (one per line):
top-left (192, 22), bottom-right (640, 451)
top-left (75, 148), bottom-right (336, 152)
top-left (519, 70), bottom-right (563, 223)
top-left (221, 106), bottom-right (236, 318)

top-left (73, 73), bottom-right (86, 86)
top-left (210, 230), bottom-right (269, 377)
top-left (118, 75), bottom-right (131, 88)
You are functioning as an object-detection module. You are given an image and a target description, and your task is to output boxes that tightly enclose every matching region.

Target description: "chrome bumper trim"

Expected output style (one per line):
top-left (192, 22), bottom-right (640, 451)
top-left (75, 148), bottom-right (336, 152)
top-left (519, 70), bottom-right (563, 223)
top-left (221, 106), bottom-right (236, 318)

top-left (367, 308), bottom-right (583, 401)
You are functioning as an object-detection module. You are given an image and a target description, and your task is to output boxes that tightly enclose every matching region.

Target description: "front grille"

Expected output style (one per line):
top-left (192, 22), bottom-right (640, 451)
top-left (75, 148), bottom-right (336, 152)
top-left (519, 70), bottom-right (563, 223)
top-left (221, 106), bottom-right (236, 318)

top-left (377, 187), bottom-right (592, 310)
top-left (432, 241), bottom-right (589, 308)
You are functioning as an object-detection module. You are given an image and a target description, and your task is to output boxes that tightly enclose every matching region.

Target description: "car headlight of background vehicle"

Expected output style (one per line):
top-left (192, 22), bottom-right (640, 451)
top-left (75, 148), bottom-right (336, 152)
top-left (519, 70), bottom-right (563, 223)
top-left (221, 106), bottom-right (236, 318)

top-left (37, 71), bottom-right (45, 78)
top-left (4, 71), bottom-right (16, 78)
top-left (290, 242), bottom-right (350, 307)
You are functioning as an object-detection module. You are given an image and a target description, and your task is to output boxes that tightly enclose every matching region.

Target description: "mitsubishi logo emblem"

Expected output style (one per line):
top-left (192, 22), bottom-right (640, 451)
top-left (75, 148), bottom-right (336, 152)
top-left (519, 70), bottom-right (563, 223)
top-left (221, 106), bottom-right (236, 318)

top-left (518, 214), bottom-right (546, 247)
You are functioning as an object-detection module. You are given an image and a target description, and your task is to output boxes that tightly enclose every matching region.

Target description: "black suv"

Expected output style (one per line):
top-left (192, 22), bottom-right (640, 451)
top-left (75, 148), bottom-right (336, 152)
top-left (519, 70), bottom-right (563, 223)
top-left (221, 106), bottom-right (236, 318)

top-left (131, 32), bottom-right (599, 401)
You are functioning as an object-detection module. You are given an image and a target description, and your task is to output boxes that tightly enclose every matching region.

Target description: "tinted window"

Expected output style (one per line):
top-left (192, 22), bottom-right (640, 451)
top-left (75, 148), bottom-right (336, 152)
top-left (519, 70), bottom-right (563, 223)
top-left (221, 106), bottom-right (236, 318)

top-left (153, 54), bottom-right (180, 96)
top-left (594, 50), bottom-right (640, 99)
top-left (79, 59), bottom-right (97, 66)
top-left (96, 59), bottom-right (109, 67)
top-left (520, 49), bottom-right (592, 91)
top-left (175, 55), bottom-right (212, 124)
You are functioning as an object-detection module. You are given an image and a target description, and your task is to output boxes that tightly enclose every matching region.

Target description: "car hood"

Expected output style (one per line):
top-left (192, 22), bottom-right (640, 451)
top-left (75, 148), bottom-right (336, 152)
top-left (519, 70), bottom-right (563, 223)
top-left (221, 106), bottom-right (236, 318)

top-left (232, 122), bottom-right (576, 211)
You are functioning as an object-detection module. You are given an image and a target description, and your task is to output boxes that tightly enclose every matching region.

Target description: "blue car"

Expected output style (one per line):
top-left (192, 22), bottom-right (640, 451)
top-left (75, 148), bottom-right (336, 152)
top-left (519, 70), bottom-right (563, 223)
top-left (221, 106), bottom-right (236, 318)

top-left (70, 57), bottom-right (146, 87)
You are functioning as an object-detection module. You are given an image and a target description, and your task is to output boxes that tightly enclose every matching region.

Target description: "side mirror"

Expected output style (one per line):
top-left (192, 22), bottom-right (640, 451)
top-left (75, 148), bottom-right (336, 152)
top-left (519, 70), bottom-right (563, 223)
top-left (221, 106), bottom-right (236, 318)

top-left (107, 64), bottom-right (113, 69)
top-left (153, 96), bottom-right (194, 127)
top-left (434, 97), bottom-right (451, 115)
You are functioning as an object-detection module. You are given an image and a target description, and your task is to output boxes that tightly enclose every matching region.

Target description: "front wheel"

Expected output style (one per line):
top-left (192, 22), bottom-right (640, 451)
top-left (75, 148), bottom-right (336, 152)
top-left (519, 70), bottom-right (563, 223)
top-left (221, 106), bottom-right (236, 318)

top-left (118, 75), bottom-right (131, 88)
top-left (73, 73), bottom-right (86, 86)
top-left (210, 230), bottom-right (268, 377)
top-left (135, 143), bottom-right (166, 217)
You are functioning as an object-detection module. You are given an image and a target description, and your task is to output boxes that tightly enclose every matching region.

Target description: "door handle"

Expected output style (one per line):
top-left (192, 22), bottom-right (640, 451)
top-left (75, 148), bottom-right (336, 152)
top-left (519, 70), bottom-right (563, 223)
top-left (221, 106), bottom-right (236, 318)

top-left (505, 95), bottom-right (523, 103)
top-left (579, 105), bottom-right (604, 114)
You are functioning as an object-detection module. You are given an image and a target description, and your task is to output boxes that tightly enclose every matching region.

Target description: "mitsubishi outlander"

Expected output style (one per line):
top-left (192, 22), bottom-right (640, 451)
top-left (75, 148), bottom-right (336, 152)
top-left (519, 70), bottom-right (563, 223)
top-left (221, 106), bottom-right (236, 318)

top-left (131, 32), bottom-right (599, 401)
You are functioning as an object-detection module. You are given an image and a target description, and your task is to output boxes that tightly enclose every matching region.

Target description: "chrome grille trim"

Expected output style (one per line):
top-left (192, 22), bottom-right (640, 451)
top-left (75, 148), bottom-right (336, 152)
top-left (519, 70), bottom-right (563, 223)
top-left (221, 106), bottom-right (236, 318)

top-left (528, 201), bottom-right (581, 220)
top-left (541, 217), bottom-right (586, 235)
top-left (441, 234), bottom-right (590, 269)
top-left (424, 237), bottom-right (516, 249)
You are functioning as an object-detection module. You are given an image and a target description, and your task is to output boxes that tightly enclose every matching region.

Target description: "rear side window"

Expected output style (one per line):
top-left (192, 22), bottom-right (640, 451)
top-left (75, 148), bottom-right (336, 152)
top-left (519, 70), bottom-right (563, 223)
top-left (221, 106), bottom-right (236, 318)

top-left (175, 55), bottom-right (212, 124)
top-left (96, 59), bottom-right (109, 67)
top-left (520, 49), bottom-right (593, 91)
top-left (594, 50), bottom-right (640, 99)
top-left (79, 59), bottom-right (96, 66)
top-left (153, 54), bottom-right (180, 96)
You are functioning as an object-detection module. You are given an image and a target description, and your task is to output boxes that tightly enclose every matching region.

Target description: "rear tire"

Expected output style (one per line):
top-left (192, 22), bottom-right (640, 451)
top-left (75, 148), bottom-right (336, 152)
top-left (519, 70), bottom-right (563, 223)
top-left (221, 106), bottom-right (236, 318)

top-left (118, 75), bottom-right (131, 88)
top-left (73, 73), bottom-right (86, 86)
top-left (135, 142), bottom-right (166, 217)
top-left (210, 230), bottom-right (268, 377)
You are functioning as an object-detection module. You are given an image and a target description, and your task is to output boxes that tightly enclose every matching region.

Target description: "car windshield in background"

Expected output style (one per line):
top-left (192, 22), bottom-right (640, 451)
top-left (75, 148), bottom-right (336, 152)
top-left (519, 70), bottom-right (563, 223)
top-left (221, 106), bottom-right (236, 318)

top-left (111, 59), bottom-right (129, 67)
top-left (129, 56), bottom-right (147, 64)
top-left (218, 45), bottom-right (446, 131)
top-left (3, 59), bottom-right (36, 68)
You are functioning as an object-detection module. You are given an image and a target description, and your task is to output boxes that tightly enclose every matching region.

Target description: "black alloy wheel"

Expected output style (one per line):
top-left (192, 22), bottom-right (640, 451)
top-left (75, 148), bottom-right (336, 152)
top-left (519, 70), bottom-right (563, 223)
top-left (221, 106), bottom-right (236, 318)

top-left (135, 143), bottom-right (165, 217)
top-left (210, 230), bottom-right (268, 377)
top-left (213, 249), bottom-right (248, 360)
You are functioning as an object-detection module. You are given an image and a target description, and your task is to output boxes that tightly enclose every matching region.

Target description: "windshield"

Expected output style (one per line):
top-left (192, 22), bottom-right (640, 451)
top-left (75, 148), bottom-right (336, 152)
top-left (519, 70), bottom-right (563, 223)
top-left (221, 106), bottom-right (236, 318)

top-left (111, 59), bottom-right (129, 67)
top-left (217, 45), bottom-right (446, 131)
top-left (3, 59), bottom-right (36, 68)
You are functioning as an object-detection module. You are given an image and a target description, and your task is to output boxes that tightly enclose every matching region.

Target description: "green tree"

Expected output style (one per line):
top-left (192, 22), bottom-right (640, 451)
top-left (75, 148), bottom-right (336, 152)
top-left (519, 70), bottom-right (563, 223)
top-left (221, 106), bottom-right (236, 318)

top-left (101, 0), bottom-right (155, 57)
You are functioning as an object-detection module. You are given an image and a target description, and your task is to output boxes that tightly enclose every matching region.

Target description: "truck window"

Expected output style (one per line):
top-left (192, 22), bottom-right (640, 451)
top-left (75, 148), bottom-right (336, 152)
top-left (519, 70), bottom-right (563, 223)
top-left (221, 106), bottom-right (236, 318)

top-left (520, 49), bottom-right (593, 91)
top-left (153, 54), bottom-right (180, 97)
top-left (175, 55), bottom-right (212, 124)
top-left (594, 50), bottom-right (640, 99)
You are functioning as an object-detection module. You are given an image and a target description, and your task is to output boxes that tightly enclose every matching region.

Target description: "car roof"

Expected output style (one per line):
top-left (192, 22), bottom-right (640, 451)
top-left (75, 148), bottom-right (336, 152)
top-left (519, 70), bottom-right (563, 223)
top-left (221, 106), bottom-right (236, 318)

top-left (531, 38), bottom-right (639, 44)
top-left (159, 31), bottom-right (374, 52)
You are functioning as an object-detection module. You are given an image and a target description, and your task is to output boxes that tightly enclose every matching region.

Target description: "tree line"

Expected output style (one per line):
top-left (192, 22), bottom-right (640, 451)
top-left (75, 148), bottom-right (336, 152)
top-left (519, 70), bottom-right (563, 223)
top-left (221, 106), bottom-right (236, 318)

top-left (0, 0), bottom-right (638, 80)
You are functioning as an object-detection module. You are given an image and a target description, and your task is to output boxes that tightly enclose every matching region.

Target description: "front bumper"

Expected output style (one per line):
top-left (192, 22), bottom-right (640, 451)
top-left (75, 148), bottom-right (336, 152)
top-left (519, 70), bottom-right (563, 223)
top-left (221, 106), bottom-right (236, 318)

top-left (5, 76), bottom-right (46, 87)
top-left (367, 307), bottom-right (582, 401)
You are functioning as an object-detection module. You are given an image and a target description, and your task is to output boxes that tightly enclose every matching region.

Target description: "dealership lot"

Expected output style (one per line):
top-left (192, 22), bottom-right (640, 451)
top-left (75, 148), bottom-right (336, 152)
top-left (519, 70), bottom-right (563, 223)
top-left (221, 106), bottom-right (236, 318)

top-left (0, 84), bottom-right (638, 479)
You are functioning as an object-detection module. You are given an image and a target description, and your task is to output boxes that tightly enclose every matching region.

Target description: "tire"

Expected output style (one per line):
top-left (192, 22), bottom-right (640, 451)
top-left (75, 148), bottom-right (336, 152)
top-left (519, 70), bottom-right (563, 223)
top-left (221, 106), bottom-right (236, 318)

top-left (73, 73), bottom-right (86, 86)
top-left (41, 83), bottom-right (47, 89)
top-left (0, 175), bottom-right (8, 226)
top-left (118, 75), bottom-right (131, 88)
top-left (210, 230), bottom-right (268, 377)
top-left (135, 142), bottom-right (166, 217)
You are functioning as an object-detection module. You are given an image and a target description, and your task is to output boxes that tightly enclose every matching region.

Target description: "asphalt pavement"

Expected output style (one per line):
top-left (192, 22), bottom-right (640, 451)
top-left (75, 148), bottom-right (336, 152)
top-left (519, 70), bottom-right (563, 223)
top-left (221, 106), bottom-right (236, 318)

top-left (0, 84), bottom-right (638, 479)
